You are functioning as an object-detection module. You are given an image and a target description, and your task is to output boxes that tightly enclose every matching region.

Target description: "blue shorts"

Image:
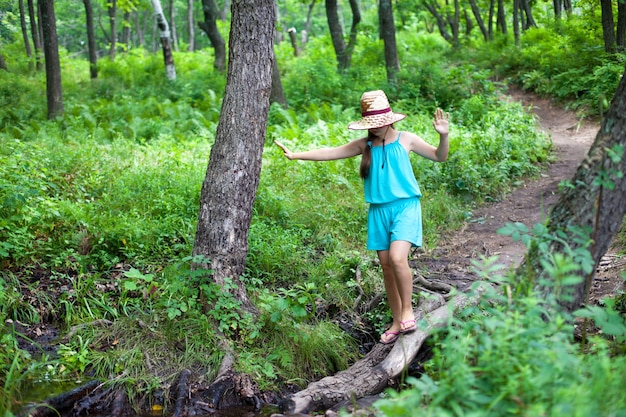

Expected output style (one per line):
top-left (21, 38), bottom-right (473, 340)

top-left (367, 197), bottom-right (422, 251)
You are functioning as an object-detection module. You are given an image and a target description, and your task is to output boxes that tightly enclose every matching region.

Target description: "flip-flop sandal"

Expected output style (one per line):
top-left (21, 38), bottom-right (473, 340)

top-left (380, 330), bottom-right (400, 344)
top-left (400, 319), bottom-right (417, 333)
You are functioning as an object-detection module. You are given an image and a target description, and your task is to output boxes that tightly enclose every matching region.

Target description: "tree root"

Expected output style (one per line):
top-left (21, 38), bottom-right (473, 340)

top-left (23, 380), bottom-right (100, 417)
top-left (280, 282), bottom-right (492, 415)
top-left (413, 270), bottom-right (455, 300)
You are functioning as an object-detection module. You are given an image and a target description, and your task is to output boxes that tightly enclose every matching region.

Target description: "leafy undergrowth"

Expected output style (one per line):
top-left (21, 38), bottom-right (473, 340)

top-left (1, 26), bottom-right (624, 417)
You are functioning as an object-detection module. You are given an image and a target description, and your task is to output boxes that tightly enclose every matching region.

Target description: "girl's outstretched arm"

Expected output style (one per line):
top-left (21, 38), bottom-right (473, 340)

top-left (274, 138), bottom-right (365, 161)
top-left (406, 108), bottom-right (449, 162)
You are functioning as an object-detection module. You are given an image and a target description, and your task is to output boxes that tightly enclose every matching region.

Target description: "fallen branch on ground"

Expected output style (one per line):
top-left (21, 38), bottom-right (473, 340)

top-left (281, 282), bottom-right (492, 415)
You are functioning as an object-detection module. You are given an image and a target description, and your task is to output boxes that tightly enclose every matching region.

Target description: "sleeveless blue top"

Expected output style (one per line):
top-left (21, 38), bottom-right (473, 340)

top-left (364, 133), bottom-right (422, 205)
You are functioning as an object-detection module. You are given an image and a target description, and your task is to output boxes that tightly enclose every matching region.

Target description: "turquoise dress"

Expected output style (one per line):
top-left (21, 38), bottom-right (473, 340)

top-left (364, 133), bottom-right (422, 204)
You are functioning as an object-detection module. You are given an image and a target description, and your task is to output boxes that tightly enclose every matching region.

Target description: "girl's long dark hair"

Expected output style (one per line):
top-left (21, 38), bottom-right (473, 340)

top-left (359, 131), bottom-right (376, 179)
top-left (359, 125), bottom-right (393, 179)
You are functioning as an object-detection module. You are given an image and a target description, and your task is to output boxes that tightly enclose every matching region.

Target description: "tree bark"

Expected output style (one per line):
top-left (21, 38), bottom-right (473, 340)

top-left (187, 0), bottom-right (195, 51)
top-left (468, 0), bottom-right (489, 41)
top-left (271, 47), bottom-right (287, 107)
top-left (121, 11), bottom-right (131, 49)
top-left (553, 0), bottom-right (563, 19)
top-left (0, 51), bottom-right (6, 70)
top-left (345, 0), bottom-right (361, 67)
top-left (39, 0), bottom-right (64, 119)
top-left (496, 0), bottom-right (507, 34)
top-left (168, 0), bottom-right (179, 51)
top-left (219, 0), bottom-right (230, 20)
top-left (513, 0), bottom-right (520, 44)
top-left (423, 0), bottom-right (453, 42)
top-left (523, 65), bottom-right (626, 313)
top-left (600, 0), bottom-right (616, 53)
top-left (108, 0), bottom-right (117, 59)
top-left (520, 0), bottom-right (537, 29)
top-left (287, 27), bottom-right (299, 56)
top-left (617, 0), bottom-right (626, 51)
top-left (305, 0), bottom-right (317, 36)
top-left (83, 0), bottom-right (98, 78)
top-left (19, 0), bottom-right (34, 69)
top-left (151, 0), bottom-right (177, 80)
top-left (379, 0), bottom-right (400, 81)
top-left (326, 0), bottom-right (348, 71)
top-left (193, 0), bottom-right (275, 310)
top-left (445, 0), bottom-right (460, 48)
top-left (488, 0), bottom-right (495, 38)
top-left (27, 0), bottom-right (43, 70)
top-left (199, 0), bottom-right (226, 71)
top-left (282, 284), bottom-right (492, 414)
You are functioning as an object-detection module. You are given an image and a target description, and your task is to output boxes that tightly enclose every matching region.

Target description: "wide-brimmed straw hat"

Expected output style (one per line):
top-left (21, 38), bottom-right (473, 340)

top-left (348, 90), bottom-right (406, 130)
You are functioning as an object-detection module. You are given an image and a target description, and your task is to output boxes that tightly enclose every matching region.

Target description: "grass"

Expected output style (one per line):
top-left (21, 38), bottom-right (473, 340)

top-left (0, 20), bottom-right (623, 416)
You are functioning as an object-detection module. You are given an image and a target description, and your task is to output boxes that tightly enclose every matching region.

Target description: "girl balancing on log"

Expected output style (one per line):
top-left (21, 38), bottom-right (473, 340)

top-left (275, 90), bottom-right (449, 344)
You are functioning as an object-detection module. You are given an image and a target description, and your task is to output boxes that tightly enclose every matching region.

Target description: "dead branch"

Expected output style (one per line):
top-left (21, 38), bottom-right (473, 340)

top-left (172, 368), bottom-right (192, 417)
top-left (281, 282), bottom-right (492, 414)
top-left (413, 271), bottom-right (455, 299)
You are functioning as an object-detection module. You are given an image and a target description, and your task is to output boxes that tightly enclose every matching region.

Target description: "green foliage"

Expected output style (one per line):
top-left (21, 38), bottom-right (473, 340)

top-left (1, 14), bottom-right (611, 410)
top-left (466, 18), bottom-right (626, 115)
top-left (0, 325), bottom-right (39, 416)
top-left (375, 259), bottom-right (626, 417)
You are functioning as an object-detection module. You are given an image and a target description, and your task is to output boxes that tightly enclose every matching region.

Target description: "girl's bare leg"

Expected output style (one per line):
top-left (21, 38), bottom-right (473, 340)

top-left (378, 240), bottom-right (415, 341)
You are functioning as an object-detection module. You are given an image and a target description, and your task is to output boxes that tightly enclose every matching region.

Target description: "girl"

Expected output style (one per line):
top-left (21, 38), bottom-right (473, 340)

top-left (274, 90), bottom-right (450, 344)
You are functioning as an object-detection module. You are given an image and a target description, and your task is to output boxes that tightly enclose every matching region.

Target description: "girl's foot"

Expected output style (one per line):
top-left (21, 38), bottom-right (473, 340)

top-left (400, 318), bottom-right (416, 333)
top-left (380, 329), bottom-right (400, 344)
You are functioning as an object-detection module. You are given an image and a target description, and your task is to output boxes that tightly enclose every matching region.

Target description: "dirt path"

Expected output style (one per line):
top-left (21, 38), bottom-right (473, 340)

top-left (414, 88), bottom-right (624, 302)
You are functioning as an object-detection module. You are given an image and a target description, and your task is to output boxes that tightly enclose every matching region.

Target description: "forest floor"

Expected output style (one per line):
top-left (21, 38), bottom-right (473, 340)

top-left (12, 88), bottom-right (626, 417)
top-left (412, 87), bottom-right (625, 310)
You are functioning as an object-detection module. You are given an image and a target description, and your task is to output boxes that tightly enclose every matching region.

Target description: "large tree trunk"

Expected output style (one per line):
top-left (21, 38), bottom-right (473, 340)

top-left (19, 0), bottom-right (34, 69)
top-left (423, 0), bottom-right (453, 42)
top-left (151, 0), bottom-right (177, 80)
top-left (305, 0), bottom-right (317, 36)
top-left (326, 0), bottom-right (349, 71)
top-left (523, 65), bottom-right (626, 313)
top-left (496, 0), bottom-right (507, 34)
top-left (187, 0), bottom-right (195, 51)
top-left (121, 11), bottom-right (131, 49)
top-left (445, 0), bottom-right (460, 48)
top-left (345, 0), bottom-right (361, 68)
top-left (193, 0), bottom-right (275, 310)
top-left (198, 0), bottom-right (225, 72)
top-left (468, 0), bottom-right (489, 41)
top-left (617, 0), bottom-right (625, 51)
top-left (83, 0), bottom-right (98, 78)
top-left (198, 0), bottom-right (226, 71)
top-left (39, 0), bottom-right (63, 119)
top-left (108, 0), bottom-right (117, 59)
top-left (270, 48), bottom-right (287, 108)
top-left (168, 0), bottom-right (179, 51)
top-left (513, 0), bottom-right (520, 44)
top-left (27, 0), bottom-right (43, 70)
top-left (520, 0), bottom-right (537, 29)
top-left (379, 0), bottom-right (400, 81)
top-left (600, 0), bottom-right (616, 53)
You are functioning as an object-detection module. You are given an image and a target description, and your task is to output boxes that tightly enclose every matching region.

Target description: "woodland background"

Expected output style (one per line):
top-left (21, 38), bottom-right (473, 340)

top-left (1, 0), bottom-right (626, 416)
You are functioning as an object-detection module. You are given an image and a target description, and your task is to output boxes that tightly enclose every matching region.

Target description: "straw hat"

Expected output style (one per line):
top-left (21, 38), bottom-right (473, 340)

top-left (348, 90), bottom-right (406, 130)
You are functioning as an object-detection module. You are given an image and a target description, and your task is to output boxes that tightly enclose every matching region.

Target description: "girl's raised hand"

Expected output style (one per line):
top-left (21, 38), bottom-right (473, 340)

top-left (274, 140), bottom-right (295, 160)
top-left (432, 108), bottom-right (450, 135)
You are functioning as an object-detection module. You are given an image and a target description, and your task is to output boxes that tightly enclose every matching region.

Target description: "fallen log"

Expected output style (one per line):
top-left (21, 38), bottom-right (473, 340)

top-left (281, 282), bottom-right (492, 415)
